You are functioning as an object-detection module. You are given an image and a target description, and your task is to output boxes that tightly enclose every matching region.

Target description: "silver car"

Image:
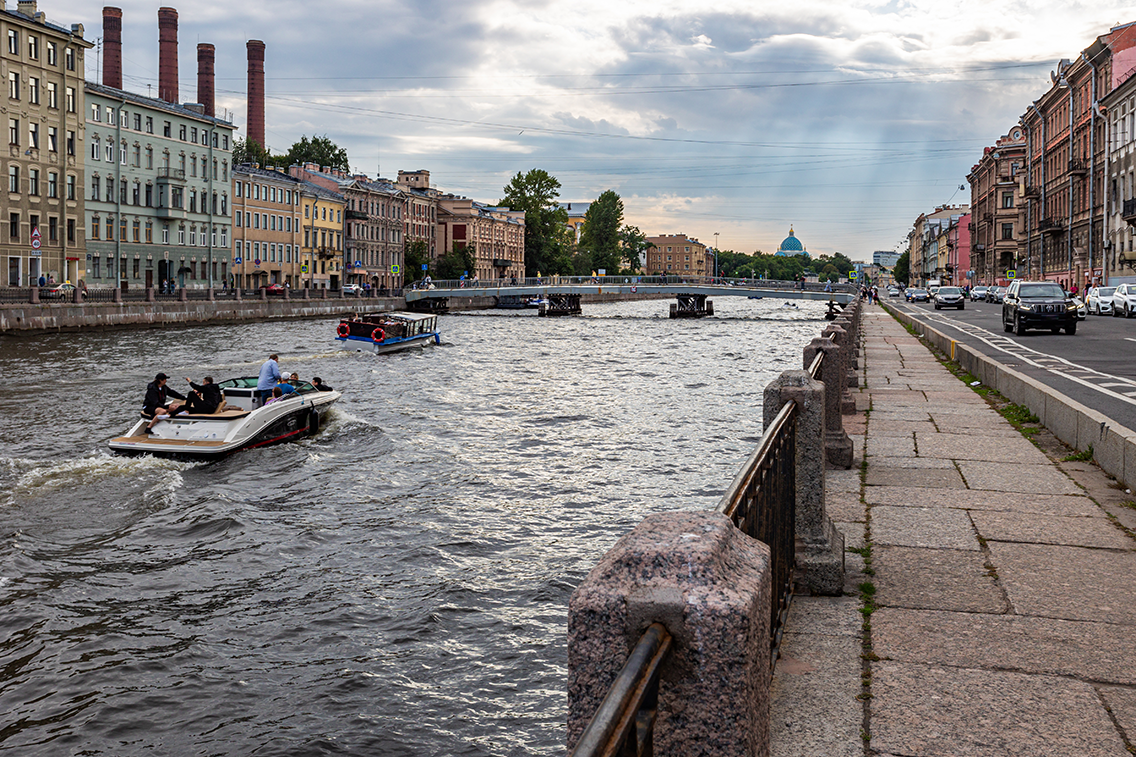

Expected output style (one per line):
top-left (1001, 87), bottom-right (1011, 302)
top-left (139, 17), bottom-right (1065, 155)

top-left (933, 286), bottom-right (965, 310)
top-left (1113, 283), bottom-right (1136, 317)
top-left (1087, 286), bottom-right (1115, 315)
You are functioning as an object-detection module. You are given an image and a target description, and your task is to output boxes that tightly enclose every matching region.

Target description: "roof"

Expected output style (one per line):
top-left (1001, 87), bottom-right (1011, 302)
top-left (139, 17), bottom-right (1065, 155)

top-left (85, 81), bottom-right (235, 128)
top-left (1, 6), bottom-right (92, 43)
top-left (298, 179), bottom-right (345, 203)
top-left (234, 163), bottom-right (303, 184)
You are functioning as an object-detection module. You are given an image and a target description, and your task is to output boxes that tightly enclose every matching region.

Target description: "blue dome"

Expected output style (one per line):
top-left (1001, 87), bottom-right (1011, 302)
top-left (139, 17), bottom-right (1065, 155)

top-left (779, 229), bottom-right (804, 252)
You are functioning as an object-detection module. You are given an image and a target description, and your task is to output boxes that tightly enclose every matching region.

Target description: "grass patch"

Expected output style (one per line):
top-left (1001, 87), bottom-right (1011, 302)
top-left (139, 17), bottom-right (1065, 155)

top-left (1062, 446), bottom-right (1094, 462)
top-left (1002, 403), bottom-right (1040, 426)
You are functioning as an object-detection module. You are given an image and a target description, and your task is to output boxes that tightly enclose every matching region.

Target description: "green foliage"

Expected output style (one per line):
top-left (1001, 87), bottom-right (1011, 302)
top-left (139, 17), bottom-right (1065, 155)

top-left (436, 243), bottom-right (476, 280)
top-left (232, 138), bottom-right (280, 168)
top-left (284, 135), bottom-right (349, 172)
top-left (893, 251), bottom-right (910, 285)
top-left (619, 225), bottom-right (651, 273)
top-left (404, 241), bottom-right (429, 284)
top-left (578, 190), bottom-right (624, 274)
top-left (499, 169), bottom-right (573, 276)
top-left (1002, 403), bottom-right (1040, 426)
top-left (1062, 446), bottom-right (1094, 462)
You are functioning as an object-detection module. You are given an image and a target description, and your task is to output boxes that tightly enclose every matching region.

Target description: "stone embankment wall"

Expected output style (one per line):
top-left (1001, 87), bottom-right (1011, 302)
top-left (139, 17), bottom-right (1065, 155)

top-left (0, 292), bottom-right (673, 335)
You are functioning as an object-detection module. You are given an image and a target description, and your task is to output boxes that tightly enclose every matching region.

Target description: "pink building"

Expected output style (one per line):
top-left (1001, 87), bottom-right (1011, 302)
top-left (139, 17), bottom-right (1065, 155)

top-left (949, 213), bottom-right (972, 287)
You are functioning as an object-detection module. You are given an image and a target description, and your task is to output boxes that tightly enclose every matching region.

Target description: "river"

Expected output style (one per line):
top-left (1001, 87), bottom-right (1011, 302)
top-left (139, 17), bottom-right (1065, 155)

top-left (0, 296), bottom-right (826, 756)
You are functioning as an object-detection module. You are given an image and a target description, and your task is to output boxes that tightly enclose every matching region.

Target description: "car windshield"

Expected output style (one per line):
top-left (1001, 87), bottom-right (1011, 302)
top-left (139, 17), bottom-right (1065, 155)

top-left (1019, 283), bottom-right (1065, 298)
top-left (938, 287), bottom-right (961, 295)
top-left (1099, 287), bottom-right (1116, 297)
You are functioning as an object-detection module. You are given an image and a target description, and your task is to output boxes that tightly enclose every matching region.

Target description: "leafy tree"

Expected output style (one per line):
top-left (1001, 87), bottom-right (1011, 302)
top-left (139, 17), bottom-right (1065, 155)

top-left (578, 190), bottom-right (624, 274)
top-left (404, 241), bottom-right (429, 285)
top-left (436, 243), bottom-right (476, 280)
top-left (284, 135), bottom-right (349, 172)
top-left (893, 251), bottom-right (910, 284)
top-left (232, 137), bottom-right (279, 167)
top-left (817, 251), bottom-right (856, 278)
top-left (499, 169), bottom-right (572, 276)
top-left (619, 225), bottom-right (652, 272)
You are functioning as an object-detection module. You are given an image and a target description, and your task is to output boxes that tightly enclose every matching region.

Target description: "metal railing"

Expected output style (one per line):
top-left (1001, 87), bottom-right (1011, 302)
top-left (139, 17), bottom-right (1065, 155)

top-left (410, 274), bottom-right (857, 294)
top-left (0, 287), bottom-right (32, 303)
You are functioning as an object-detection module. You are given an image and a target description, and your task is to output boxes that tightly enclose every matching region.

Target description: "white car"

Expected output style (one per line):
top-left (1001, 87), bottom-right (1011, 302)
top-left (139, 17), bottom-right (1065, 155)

top-left (341, 284), bottom-right (363, 295)
top-left (1112, 284), bottom-right (1136, 318)
top-left (1086, 286), bottom-right (1115, 315)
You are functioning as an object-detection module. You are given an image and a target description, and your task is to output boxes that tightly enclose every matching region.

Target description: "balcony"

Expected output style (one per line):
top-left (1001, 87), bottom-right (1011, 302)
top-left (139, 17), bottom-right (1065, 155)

top-left (156, 167), bottom-right (185, 182)
top-left (1039, 218), bottom-right (1063, 235)
top-left (1023, 185), bottom-right (1040, 198)
top-left (345, 209), bottom-right (368, 221)
top-left (1123, 198), bottom-right (1136, 226)
top-left (1068, 159), bottom-right (1088, 176)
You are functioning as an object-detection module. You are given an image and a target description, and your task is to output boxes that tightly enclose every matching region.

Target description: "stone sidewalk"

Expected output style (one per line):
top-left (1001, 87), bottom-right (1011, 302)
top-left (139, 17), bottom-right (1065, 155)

top-left (771, 308), bottom-right (1136, 757)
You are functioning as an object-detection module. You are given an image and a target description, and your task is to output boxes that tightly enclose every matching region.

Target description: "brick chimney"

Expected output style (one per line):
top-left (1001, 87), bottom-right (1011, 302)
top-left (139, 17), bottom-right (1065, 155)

top-left (102, 7), bottom-right (122, 89)
top-left (157, 7), bottom-right (178, 104)
top-left (246, 40), bottom-right (265, 148)
top-left (197, 43), bottom-right (215, 117)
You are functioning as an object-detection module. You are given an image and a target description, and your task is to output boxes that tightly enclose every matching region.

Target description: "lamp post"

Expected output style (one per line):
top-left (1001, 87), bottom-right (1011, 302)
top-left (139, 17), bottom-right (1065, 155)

top-left (713, 232), bottom-right (719, 280)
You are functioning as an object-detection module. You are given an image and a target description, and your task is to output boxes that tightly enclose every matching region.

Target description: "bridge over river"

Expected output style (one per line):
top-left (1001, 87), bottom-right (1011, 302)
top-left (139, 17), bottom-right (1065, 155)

top-left (405, 275), bottom-right (857, 316)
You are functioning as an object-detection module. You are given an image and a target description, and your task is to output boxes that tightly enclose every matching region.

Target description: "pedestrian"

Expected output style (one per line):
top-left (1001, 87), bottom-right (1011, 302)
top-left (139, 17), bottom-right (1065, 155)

top-left (256, 354), bottom-right (281, 403)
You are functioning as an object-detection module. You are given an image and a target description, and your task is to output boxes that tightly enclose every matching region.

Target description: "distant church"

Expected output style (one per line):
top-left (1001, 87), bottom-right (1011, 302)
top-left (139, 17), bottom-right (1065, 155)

top-left (774, 227), bottom-right (809, 258)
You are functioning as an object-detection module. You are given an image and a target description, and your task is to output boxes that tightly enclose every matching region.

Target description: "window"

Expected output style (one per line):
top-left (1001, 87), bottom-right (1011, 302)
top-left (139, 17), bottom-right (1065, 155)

top-left (178, 226), bottom-right (185, 244)
top-left (29, 214), bottom-right (38, 240)
top-left (28, 169), bottom-right (38, 196)
top-left (162, 225), bottom-right (169, 244)
top-left (105, 179), bottom-right (112, 203)
top-left (133, 145), bottom-right (140, 167)
top-left (92, 257), bottom-right (100, 278)
top-left (145, 221), bottom-right (153, 243)
top-left (47, 126), bottom-right (57, 152)
top-left (1002, 192), bottom-right (1014, 209)
top-left (145, 183), bottom-right (153, 207)
top-left (145, 116), bottom-right (153, 134)
top-left (179, 124), bottom-right (186, 141)
top-left (48, 216), bottom-right (57, 242)
top-left (9, 165), bottom-right (19, 193)
top-left (163, 121), bottom-right (171, 137)
top-left (133, 258), bottom-right (140, 279)
top-left (67, 218), bottom-right (74, 243)
top-left (27, 34), bottom-right (37, 60)
top-left (66, 174), bottom-right (75, 200)
top-left (47, 172), bottom-right (57, 198)
top-left (190, 127), bottom-right (196, 143)
top-left (133, 219), bottom-right (140, 242)
top-left (91, 103), bottom-right (101, 122)
top-left (1001, 223), bottom-right (1014, 240)
top-left (133, 113), bottom-right (141, 131)
top-left (65, 86), bottom-right (75, 113)
top-left (236, 211), bottom-right (242, 228)
top-left (132, 181), bottom-right (140, 205)
top-left (105, 144), bottom-right (114, 162)
top-left (28, 123), bottom-right (38, 149)
top-left (220, 227), bottom-right (227, 246)
top-left (120, 141), bottom-right (127, 165)
top-left (46, 81), bottom-right (56, 109)
top-left (9, 213), bottom-right (18, 240)
top-left (91, 137), bottom-right (100, 161)
top-left (46, 41), bottom-right (56, 66)
top-left (28, 77), bottom-right (38, 104)
top-left (8, 72), bottom-right (18, 100)
top-left (7, 30), bottom-right (17, 55)
top-left (65, 47), bottom-right (74, 71)
top-left (66, 130), bottom-right (75, 156)
top-left (146, 147), bottom-right (153, 170)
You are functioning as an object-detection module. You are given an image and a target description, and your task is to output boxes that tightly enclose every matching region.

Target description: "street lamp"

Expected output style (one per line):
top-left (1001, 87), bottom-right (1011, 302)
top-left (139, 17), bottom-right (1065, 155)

top-left (713, 232), bottom-right (719, 279)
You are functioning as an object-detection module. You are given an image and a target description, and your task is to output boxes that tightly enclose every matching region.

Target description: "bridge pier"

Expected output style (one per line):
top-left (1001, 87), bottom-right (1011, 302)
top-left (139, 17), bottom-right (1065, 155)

top-left (538, 293), bottom-right (581, 316)
top-left (409, 297), bottom-right (449, 314)
top-left (669, 293), bottom-right (713, 318)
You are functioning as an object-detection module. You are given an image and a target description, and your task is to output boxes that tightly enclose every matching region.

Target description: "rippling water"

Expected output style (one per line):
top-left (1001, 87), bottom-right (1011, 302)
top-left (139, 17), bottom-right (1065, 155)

top-left (0, 297), bottom-right (826, 755)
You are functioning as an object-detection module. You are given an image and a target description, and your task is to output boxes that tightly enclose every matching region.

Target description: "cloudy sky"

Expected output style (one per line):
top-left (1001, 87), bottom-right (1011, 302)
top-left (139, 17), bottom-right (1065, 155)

top-left (48, 0), bottom-right (1136, 260)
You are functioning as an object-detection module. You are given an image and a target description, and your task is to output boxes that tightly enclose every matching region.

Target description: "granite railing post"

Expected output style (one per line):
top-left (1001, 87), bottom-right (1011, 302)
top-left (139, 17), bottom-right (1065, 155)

top-left (302, 287), bottom-right (310, 300)
top-left (146, 287), bottom-right (155, 303)
top-left (260, 288), bottom-right (268, 301)
top-left (568, 510), bottom-right (772, 756)
top-left (283, 286), bottom-right (290, 300)
top-left (763, 370), bottom-right (845, 595)
top-left (804, 337), bottom-right (853, 469)
top-left (178, 288), bottom-right (188, 302)
top-left (320, 288), bottom-right (327, 300)
top-left (207, 288), bottom-right (216, 301)
top-left (234, 287), bottom-right (242, 301)
top-left (29, 287), bottom-right (39, 304)
top-left (112, 288), bottom-right (123, 303)
top-left (822, 323), bottom-right (857, 415)
top-left (73, 287), bottom-right (83, 304)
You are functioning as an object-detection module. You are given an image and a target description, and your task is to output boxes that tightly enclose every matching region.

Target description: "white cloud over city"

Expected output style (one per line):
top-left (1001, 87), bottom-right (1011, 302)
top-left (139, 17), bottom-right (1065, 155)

top-left (49, 0), bottom-right (1136, 259)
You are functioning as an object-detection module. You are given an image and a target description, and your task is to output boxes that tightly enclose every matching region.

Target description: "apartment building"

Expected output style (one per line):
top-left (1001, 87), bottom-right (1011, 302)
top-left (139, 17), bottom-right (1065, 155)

top-left (397, 169), bottom-right (439, 264)
top-left (645, 234), bottom-right (708, 276)
top-left (968, 129), bottom-right (1026, 284)
top-left (298, 180), bottom-right (345, 289)
top-left (436, 195), bottom-right (525, 280)
top-left (1, 0), bottom-right (89, 286)
top-left (1102, 46), bottom-right (1136, 285)
top-left (232, 164), bottom-right (304, 288)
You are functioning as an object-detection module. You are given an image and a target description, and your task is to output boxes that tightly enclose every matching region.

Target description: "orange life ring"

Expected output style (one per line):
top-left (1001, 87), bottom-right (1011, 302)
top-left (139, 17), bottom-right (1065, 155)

top-left (337, 323), bottom-right (350, 338)
top-left (371, 328), bottom-right (385, 343)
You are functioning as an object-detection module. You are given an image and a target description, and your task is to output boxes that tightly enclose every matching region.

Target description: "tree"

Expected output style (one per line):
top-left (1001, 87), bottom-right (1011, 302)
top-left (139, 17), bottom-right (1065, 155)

top-left (436, 243), bottom-right (476, 280)
top-left (619, 225), bottom-right (652, 272)
top-left (404, 240), bottom-right (429, 284)
top-left (284, 135), bottom-right (349, 172)
top-left (578, 190), bottom-right (624, 274)
top-left (499, 169), bottom-right (572, 276)
top-left (232, 137), bottom-right (279, 168)
top-left (893, 251), bottom-right (910, 285)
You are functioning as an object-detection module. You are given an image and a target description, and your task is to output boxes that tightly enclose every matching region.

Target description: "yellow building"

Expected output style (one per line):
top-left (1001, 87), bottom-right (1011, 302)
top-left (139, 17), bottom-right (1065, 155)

top-left (298, 181), bottom-right (345, 289)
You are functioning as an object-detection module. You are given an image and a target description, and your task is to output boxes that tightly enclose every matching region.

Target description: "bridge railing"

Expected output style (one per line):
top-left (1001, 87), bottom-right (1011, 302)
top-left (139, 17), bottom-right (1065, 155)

top-left (408, 275), bottom-right (857, 293)
top-left (567, 298), bottom-right (861, 756)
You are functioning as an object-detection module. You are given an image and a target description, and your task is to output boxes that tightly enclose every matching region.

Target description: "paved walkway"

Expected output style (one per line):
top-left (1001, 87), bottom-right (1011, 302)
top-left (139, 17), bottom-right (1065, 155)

top-left (772, 308), bottom-right (1136, 757)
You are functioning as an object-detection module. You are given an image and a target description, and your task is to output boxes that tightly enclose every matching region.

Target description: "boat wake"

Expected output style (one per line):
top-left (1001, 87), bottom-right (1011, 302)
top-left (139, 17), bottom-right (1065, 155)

top-left (0, 453), bottom-right (194, 506)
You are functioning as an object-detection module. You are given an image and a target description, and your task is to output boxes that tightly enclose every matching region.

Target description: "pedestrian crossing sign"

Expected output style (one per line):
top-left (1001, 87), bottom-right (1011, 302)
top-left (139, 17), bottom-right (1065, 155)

top-left (849, 271), bottom-right (859, 279)
top-left (1006, 269), bottom-right (1017, 279)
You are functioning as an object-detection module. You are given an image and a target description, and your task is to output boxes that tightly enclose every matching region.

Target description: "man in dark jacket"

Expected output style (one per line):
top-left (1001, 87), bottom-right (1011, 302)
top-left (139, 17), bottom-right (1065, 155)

top-left (143, 373), bottom-right (187, 431)
top-left (176, 376), bottom-right (223, 415)
top-left (312, 377), bottom-right (333, 392)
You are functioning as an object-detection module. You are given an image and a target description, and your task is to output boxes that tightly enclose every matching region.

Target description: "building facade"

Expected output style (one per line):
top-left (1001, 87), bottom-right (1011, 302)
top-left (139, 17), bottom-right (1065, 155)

top-left (397, 169), bottom-right (439, 268)
top-left (645, 234), bottom-right (708, 276)
top-left (298, 180), bottom-right (345, 289)
top-left (1102, 43), bottom-right (1136, 285)
top-left (436, 196), bottom-right (525, 280)
top-left (232, 165), bottom-right (303, 289)
top-left (967, 130), bottom-right (1026, 284)
top-left (1, 1), bottom-right (90, 286)
top-left (84, 82), bottom-right (234, 289)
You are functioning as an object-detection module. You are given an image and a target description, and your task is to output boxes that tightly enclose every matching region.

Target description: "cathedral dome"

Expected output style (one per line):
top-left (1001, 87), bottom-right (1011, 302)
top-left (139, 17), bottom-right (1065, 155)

top-left (775, 227), bottom-right (808, 257)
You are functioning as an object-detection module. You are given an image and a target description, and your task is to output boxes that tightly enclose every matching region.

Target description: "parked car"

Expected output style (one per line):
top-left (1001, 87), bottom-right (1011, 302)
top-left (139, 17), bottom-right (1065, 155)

top-left (1002, 280), bottom-right (1078, 335)
top-left (1071, 296), bottom-right (1088, 320)
top-left (906, 288), bottom-right (930, 302)
top-left (41, 282), bottom-right (80, 299)
top-left (1086, 286), bottom-right (1116, 315)
top-left (933, 286), bottom-right (965, 310)
top-left (1112, 283), bottom-right (1136, 318)
top-left (341, 284), bottom-right (363, 295)
top-left (261, 283), bottom-right (286, 296)
top-left (970, 286), bottom-right (989, 301)
top-left (988, 286), bottom-right (1008, 303)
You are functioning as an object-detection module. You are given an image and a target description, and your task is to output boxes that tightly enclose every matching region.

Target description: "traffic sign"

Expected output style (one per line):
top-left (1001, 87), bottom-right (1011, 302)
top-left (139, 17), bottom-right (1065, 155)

top-left (31, 238), bottom-right (40, 250)
top-left (31, 227), bottom-right (41, 239)
top-left (848, 271), bottom-right (859, 279)
top-left (1006, 269), bottom-right (1017, 279)
top-left (391, 264), bottom-right (400, 275)
top-left (301, 264), bottom-right (309, 274)
top-left (421, 264), bottom-right (428, 271)
top-left (234, 256), bottom-right (242, 264)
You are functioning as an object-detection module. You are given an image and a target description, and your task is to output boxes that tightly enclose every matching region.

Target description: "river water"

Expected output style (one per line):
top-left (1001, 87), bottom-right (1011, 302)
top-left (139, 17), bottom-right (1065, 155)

top-left (0, 296), bottom-right (826, 756)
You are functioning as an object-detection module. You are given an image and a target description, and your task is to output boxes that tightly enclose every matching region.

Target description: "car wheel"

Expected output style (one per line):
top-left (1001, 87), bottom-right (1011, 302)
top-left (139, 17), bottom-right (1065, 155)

top-left (1003, 314), bottom-right (1013, 333)
top-left (934, 302), bottom-right (940, 310)
top-left (1066, 322), bottom-right (1077, 335)
top-left (1051, 328), bottom-right (1061, 334)
top-left (1015, 314), bottom-right (1027, 336)
top-left (959, 304), bottom-right (965, 310)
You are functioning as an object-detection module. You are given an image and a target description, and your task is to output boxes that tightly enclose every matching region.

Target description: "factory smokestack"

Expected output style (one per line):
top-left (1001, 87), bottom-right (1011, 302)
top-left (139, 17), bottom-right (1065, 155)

top-left (246, 39), bottom-right (265, 148)
top-left (102, 7), bottom-right (122, 89)
top-left (197, 43), bottom-right (215, 117)
top-left (157, 7), bottom-right (178, 104)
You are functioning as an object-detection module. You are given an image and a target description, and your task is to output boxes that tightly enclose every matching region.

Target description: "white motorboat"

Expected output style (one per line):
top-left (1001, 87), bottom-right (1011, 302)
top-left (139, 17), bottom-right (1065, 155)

top-left (108, 377), bottom-right (341, 460)
top-left (335, 311), bottom-right (440, 354)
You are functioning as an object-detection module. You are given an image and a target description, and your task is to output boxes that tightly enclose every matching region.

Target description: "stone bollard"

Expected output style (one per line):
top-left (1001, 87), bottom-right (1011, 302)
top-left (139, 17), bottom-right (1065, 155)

top-left (178, 287), bottom-right (188, 302)
top-left (29, 287), bottom-right (39, 304)
top-left (234, 287), bottom-right (242, 301)
top-left (303, 287), bottom-right (310, 300)
top-left (823, 323), bottom-right (857, 415)
top-left (146, 287), bottom-right (155, 303)
top-left (260, 287), bottom-right (268, 301)
top-left (804, 337), bottom-right (854, 469)
top-left (207, 287), bottom-right (215, 301)
top-left (320, 287), bottom-right (327, 300)
top-left (112, 288), bottom-right (122, 303)
top-left (568, 510), bottom-right (771, 756)
top-left (73, 287), bottom-right (83, 304)
top-left (764, 370), bottom-right (845, 595)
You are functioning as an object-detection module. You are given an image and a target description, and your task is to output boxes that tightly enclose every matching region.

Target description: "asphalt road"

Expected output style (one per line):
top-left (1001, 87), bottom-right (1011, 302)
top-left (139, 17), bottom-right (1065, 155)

top-left (885, 294), bottom-right (1136, 432)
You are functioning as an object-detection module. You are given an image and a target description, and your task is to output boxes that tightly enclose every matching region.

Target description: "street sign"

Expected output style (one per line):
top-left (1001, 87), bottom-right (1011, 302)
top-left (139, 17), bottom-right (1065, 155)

top-left (391, 264), bottom-right (400, 275)
top-left (300, 264), bottom-right (309, 274)
top-left (1006, 269), bottom-right (1017, 279)
top-left (848, 271), bottom-right (859, 279)
top-left (355, 260), bottom-right (362, 268)
top-left (254, 258), bottom-right (261, 266)
top-left (31, 238), bottom-right (40, 251)
top-left (421, 264), bottom-right (428, 271)
top-left (234, 256), bottom-right (242, 264)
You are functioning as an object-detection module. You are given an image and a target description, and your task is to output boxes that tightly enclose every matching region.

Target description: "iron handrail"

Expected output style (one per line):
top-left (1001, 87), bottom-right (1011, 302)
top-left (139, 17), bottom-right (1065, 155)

top-left (720, 401), bottom-right (795, 519)
top-left (808, 350), bottom-right (823, 379)
top-left (570, 622), bottom-right (673, 757)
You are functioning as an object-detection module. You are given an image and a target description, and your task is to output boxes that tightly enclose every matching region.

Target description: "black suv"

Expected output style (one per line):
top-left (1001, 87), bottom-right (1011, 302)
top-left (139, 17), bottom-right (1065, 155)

top-left (1002, 280), bottom-right (1078, 335)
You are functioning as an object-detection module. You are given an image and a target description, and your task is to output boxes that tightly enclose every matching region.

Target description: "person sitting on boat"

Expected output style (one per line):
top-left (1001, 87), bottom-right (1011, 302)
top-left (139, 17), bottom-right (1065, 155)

top-left (264, 386), bottom-right (284, 405)
top-left (276, 379), bottom-right (298, 397)
top-left (256, 354), bottom-right (281, 402)
top-left (143, 373), bottom-right (187, 431)
top-left (312, 377), bottom-right (333, 392)
top-left (176, 376), bottom-right (223, 415)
